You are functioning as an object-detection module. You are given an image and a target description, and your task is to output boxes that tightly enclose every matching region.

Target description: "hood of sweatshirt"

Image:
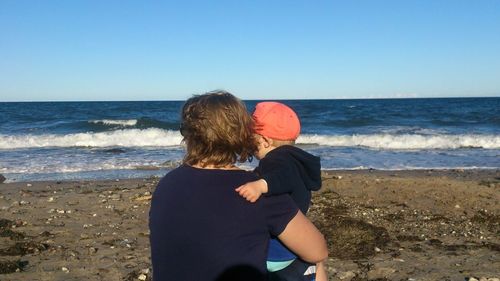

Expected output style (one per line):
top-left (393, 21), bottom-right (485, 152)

top-left (265, 145), bottom-right (322, 191)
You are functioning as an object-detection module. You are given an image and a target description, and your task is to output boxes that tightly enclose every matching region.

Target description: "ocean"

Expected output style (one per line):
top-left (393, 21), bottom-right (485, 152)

top-left (0, 98), bottom-right (499, 182)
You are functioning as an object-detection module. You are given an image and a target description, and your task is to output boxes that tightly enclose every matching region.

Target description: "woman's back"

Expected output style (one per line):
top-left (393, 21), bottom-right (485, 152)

top-left (149, 165), bottom-right (298, 281)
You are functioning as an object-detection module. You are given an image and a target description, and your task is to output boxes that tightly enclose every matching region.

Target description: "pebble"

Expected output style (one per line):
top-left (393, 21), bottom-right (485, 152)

top-left (367, 267), bottom-right (396, 279)
top-left (337, 271), bottom-right (356, 280)
top-left (141, 268), bottom-right (150, 274)
top-left (61, 267), bottom-right (69, 273)
top-left (88, 247), bottom-right (98, 254)
top-left (138, 274), bottom-right (147, 281)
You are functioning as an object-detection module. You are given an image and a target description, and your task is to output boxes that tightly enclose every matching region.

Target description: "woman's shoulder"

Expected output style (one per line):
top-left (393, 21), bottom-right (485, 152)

top-left (161, 164), bottom-right (258, 182)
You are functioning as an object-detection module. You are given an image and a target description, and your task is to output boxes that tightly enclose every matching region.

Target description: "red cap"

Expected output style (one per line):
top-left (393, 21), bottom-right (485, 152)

top-left (252, 102), bottom-right (300, 141)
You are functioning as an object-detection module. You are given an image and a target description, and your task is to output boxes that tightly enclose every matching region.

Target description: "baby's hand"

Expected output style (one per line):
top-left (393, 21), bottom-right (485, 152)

top-left (235, 179), bottom-right (268, 203)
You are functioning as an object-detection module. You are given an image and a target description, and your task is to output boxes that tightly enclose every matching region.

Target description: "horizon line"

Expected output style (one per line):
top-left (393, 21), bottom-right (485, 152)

top-left (1, 95), bottom-right (499, 103)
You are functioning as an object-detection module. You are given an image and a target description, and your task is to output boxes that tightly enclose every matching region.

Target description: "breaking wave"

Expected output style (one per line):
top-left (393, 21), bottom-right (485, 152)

top-left (87, 118), bottom-right (178, 130)
top-left (297, 133), bottom-right (500, 150)
top-left (89, 119), bottom-right (138, 126)
top-left (0, 129), bottom-right (183, 149)
top-left (1, 131), bottom-right (499, 150)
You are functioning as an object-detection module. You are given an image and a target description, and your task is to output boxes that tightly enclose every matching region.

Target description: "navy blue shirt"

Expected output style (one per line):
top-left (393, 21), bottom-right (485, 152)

top-left (149, 165), bottom-right (299, 281)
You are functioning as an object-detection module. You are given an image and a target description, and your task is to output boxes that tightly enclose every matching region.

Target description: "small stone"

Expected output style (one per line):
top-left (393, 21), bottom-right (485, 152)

top-left (0, 174), bottom-right (6, 184)
top-left (337, 271), bottom-right (356, 280)
top-left (124, 263), bottom-right (136, 269)
top-left (455, 204), bottom-right (460, 208)
top-left (367, 267), bottom-right (396, 279)
top-left (374, 247), bottom-right (381, 252)
top-left (88, 247), bottom-right (98, 254)
top-left (26, 183), bottom-right (32, 187)
top-left (468, 278), bottom-right (478, 281)
top-left (47, 197), bottom-right (55, 202)
top-left (141, 268), bottom-right (150, 274)
top-left (61, 267), bottom-right (69, 273)
top-left (138, 274), bottom-right (147, 281)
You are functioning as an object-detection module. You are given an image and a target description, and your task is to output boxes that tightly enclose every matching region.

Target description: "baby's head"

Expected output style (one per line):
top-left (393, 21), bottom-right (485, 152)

top-left (252, 102), bottom-right (300, 159)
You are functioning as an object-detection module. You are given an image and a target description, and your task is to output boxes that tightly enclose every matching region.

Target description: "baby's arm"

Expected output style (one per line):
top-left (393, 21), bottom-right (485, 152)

top-left (235, 179), bottom-right (268, 203)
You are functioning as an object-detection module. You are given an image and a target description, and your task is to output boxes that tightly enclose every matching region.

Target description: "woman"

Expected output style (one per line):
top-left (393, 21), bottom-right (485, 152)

top-left (149, 91), bottom-right (327, 281)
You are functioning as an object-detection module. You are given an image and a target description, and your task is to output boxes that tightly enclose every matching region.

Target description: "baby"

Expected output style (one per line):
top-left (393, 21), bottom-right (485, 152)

top-left (236, 101), bottom-right (326, 281)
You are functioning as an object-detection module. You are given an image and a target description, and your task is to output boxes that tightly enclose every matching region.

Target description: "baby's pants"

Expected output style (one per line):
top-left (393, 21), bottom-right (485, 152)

top-left (268, 259), bottom-right (316, 281)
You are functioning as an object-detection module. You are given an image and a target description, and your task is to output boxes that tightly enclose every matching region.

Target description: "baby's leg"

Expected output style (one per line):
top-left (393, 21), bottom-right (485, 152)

top-left (268, 259), bottom-right (323, 281)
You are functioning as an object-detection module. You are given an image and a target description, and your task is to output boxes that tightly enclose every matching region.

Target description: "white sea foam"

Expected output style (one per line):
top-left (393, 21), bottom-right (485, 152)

top-left (1, 162), bottom-right (150, 174)
top-left (0, 129), bottom-right (183, 149)
top-left (297, 133), bottom-right (500, 150)
top-left (90, 119), bottom-right (138, 126)
top-left (1, 131), bottom-right (499, 150)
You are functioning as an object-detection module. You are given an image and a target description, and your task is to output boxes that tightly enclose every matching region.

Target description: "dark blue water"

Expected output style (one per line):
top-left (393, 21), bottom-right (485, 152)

top-left (1, 98), bottom-right (499, 182)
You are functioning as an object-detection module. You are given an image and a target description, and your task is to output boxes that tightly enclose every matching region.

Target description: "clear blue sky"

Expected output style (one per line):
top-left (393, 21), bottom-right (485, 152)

top-left (1, 0), bottom-right (499, 101)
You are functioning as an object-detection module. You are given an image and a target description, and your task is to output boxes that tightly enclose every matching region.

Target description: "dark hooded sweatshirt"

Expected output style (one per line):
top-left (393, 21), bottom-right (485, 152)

top-left (254, 145), bottom-right (322, 262)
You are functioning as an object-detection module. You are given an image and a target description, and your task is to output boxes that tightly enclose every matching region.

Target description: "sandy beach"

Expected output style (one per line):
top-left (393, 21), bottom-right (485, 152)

top-left (0, 169), bottom-right (498, 281)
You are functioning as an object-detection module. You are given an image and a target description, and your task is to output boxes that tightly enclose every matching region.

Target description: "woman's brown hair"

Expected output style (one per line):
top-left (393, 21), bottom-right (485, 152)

top-left (180, 90), bottom-right (256, 167)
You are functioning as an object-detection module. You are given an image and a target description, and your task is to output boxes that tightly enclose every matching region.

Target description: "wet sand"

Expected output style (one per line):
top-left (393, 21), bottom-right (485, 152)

top-left (0, 169), bottom-right (498, 281)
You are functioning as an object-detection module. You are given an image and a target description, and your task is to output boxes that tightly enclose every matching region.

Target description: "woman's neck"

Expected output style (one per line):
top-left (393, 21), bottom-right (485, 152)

top-left (191, 163), bottom-right (240, 170)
